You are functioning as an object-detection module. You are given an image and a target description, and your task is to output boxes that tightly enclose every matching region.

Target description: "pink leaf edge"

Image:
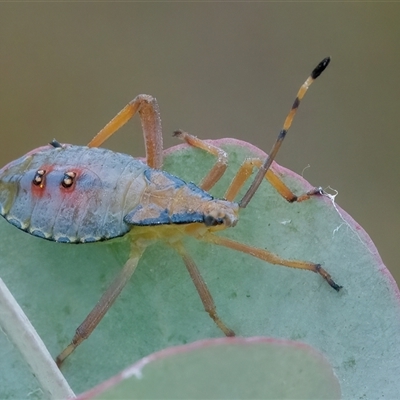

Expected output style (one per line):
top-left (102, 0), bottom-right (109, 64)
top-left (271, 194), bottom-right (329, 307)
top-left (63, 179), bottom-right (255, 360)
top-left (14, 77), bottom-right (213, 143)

top-left (76, 336), bottom-right (337, 400)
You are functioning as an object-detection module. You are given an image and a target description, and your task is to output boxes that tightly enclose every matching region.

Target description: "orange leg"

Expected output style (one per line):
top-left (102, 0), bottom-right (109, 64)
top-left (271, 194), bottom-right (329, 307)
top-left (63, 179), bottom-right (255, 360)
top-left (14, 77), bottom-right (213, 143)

top-left (173, 130), bottom-right (228, 191)
top-left (55, 242), bottom-right (146, 367)
top-left (171, 133), bottom-right (322, 204)
top-left (194, 231), bottom-right (341, 291)
top-left (171, 240), bottom-right (235, 336)
top-left (224, 158), bottom-right (323, 203)
top-left (87, 94), bottom-right (164, 169)
top-left (171, 59), bottom-right (330, 208)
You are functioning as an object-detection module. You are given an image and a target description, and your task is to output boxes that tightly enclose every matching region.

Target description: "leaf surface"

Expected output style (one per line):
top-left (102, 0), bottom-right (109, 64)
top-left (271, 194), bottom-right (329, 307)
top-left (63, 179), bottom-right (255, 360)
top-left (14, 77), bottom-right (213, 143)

top-left (78, 337), bottom-right (341, 400)
top-left (0, 138), bottom-right (399, 398)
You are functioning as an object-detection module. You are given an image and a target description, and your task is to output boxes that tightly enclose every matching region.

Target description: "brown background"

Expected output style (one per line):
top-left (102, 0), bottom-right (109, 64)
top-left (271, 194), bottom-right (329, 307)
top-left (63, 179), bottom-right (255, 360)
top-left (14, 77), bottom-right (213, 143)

top-left (0, 3), bottom-right (398, 285)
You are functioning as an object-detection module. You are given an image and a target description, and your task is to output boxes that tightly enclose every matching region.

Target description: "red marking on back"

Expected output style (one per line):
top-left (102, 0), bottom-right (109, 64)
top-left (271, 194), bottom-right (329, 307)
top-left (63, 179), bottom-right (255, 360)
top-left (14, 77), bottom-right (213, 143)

top-left (59, 168), bottom-right (83, 194)
top-left (30, 164), bottom-right (54, 198)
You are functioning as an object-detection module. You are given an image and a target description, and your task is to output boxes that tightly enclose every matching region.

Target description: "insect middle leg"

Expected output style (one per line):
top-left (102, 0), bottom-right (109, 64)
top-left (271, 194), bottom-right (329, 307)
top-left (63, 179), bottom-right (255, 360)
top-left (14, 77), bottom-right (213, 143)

top-left (170, 240), bottom-right (235, 337)
top-left (173, 131), bottom-right (323, 203)
top-left (173, 130), bottom-right (228, 191)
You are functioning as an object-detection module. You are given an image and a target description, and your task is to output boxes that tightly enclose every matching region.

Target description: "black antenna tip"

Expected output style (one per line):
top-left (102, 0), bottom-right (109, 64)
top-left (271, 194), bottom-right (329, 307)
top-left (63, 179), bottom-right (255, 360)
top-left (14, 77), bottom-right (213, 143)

top-left (311, 57), bottom-right (331, 79)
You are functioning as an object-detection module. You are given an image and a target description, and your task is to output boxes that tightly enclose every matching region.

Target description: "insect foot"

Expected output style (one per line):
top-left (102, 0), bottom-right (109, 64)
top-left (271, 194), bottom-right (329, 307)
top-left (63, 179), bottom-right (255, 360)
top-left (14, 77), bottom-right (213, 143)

top-left (315, 264), bottom-right (343, 291)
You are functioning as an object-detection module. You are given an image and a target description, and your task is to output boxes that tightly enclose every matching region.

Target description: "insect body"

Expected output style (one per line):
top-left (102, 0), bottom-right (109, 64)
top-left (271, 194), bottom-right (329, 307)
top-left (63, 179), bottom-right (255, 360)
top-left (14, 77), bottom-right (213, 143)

top-left (0, 57), bottom-right (341, 366)
top-left (0, 145), bottom-right (237, 243)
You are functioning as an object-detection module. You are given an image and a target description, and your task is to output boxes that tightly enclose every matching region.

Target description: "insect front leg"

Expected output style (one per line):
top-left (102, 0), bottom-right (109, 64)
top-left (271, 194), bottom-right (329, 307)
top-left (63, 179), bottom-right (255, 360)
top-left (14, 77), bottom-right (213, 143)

top-left (88, 94), bottom-right (164, 169)
top-left (171, 241), bottom-right (235, 337)
top-left (225, 157), bottom-right (324, 203)
top-left (172, 131), bottom-right (322, 203)
top-left (196, 231), bottom-right (341, 291)
top-left (56, 242), bottom-right (146, 367)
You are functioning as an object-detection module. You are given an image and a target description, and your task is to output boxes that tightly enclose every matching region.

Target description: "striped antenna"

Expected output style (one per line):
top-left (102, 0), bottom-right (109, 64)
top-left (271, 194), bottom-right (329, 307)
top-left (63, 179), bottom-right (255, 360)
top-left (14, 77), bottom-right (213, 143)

top-left (239, 57), bottom-right (330, 208)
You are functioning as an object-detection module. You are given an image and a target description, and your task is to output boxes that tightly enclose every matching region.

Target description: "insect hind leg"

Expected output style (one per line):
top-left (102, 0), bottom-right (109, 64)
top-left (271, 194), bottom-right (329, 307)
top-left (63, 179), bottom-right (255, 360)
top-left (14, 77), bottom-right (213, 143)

top-left (88, 94), bottom-right (164, 169)
top-left (55, 242), bottom-right (146, 367)
top-left (225, 157), bottom-right (324, 203)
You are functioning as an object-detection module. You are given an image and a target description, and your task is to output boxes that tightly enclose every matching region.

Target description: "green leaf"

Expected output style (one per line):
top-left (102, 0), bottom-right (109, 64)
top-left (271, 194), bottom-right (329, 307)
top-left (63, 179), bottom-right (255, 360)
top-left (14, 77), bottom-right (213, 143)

top-left (78, 337), bottom-right (341, 400)
top-left (1, 138), bottom-right (399, 398)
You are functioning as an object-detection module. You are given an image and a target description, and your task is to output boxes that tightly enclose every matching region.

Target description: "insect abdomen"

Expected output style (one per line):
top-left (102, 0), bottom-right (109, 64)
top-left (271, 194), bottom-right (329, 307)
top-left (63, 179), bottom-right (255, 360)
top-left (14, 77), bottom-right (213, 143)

top-left (0, 145), bottom-right (148, 243)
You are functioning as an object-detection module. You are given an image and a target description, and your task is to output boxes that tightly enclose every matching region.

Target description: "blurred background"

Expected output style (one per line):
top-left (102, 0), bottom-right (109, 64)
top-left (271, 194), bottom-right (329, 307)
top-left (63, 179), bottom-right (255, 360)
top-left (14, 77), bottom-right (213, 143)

top-left (0, 3), bottom-right (398, 285)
